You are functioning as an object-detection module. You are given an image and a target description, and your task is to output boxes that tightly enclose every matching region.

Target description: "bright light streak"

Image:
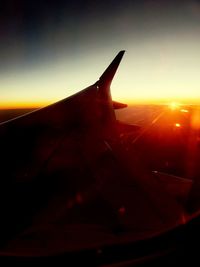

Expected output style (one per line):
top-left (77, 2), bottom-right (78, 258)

top-left (175, 123), bottom-right (181, 128)
top-left (180, 109), bottom-right (189, 113)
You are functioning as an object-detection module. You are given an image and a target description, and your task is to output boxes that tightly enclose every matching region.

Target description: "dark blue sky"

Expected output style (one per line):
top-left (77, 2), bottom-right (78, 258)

top-left (0, 0), bottom-right (196, 69)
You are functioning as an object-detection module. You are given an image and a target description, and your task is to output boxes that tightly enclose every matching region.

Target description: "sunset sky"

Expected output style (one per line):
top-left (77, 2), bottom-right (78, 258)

top-left (1, 0), bottom-right (200, 108)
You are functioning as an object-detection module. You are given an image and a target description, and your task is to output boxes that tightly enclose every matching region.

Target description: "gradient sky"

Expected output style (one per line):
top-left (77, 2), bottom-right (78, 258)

top-left (1, 0), bottom-right (200, 108)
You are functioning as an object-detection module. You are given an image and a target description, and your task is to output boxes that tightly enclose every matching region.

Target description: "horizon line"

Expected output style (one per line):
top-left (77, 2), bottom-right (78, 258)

top-left (1, 97), bottom-right (200, 109)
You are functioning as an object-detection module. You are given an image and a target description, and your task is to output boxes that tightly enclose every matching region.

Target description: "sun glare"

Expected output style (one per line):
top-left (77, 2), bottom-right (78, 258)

top-left (169, 102), bottom-right (181, 111)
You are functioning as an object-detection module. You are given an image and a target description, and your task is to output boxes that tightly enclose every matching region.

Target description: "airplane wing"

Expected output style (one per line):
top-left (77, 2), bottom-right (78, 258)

top-left (0, 51), bottom-right (125, 182)
top-left (0, 51), bottom-right (185, 257)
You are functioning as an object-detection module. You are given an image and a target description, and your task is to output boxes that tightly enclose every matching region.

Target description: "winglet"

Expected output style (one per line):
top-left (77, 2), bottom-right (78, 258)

top-left (98, 50), bottom-right (125, 87)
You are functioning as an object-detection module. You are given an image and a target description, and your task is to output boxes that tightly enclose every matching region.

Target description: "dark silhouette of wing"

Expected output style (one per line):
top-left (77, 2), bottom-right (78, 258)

top-left (0, 51), bottom-right (184, 257)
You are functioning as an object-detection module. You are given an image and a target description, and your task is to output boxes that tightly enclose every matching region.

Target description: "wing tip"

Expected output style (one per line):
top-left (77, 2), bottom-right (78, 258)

top-left (98, 50), bottom-right (126, 86)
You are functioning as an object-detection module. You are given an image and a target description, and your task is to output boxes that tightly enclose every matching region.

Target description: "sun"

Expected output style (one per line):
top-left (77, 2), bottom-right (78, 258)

top-left (169, 102), bottom-right (181, 111)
